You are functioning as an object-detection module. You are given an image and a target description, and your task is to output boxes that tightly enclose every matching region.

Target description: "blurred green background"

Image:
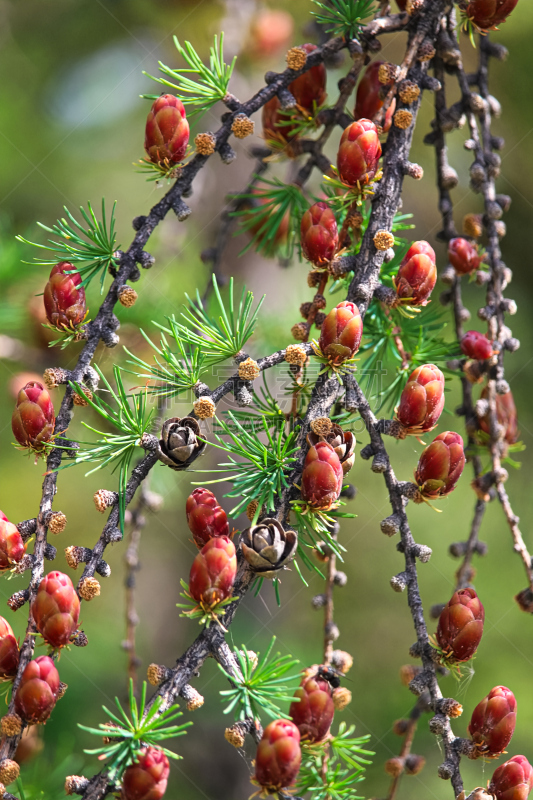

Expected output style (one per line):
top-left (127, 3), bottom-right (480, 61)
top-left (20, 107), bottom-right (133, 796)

top-left (1, 1), bottom-right (533, 798)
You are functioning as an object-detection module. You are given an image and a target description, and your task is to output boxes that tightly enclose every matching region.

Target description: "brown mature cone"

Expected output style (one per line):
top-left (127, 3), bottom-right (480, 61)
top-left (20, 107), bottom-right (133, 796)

top-left (240, 518), bottom-right (297, 578)
top-left (307, 423), bottom-right (356, 475)
top-left (158, 417), bottom-right (206, 470)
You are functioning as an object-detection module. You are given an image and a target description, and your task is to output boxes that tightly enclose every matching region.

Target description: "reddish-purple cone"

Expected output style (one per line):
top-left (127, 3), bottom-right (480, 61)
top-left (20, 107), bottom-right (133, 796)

top-left (468, 685), bottom-right (517, 757)
top-left (289, 44), bottom-right (327, 111)
top-left (0, 516), bottom-right (26, 571)
top-left (337, 119), bottom-right (382, 187)
top-left (254, 719), bottom-right (301, 793)
top-left (188, 536), bottom-right (237, 610)
top-left (301, 441), bottom-right (344, 511)
top-left (185, 488), bottom-right (229, 549)
top-left (11, 381), bottom-right (55, 452)
top-left (436, 588), bottom-right (485, 664)
top-left (479, 387), bottom-right (519, 445)
top-left (32, 571), bottom-right (80, 649)
top-left (461, 330), bottom-right (495, 360)
top-left (289, 673), bottom-right (335, 743)
top-left (466, 0), bottom-right (519, 30)
top-left (354, 61), bottom-right (395, 132)
top-left (0, 616), bottom-right (19, 679)
top-left (448, 237), bottom-right (485, 275)
top-left (14, 655), bottom-right (60, 723)
top-left (300, 202), bottom-right (339, 266)
top-left (43, 262), bottom-right (86, 330)
top-left (318, 301), bottom-right (363, 365)
top-left (262, 43), bottom-right (326, 146)
top-left (262, 96), bottom-right (299, 145)
top-left (396, 364), bottom-right (445, 435)
top-left (144, 94), bottom-right (190, 165)
top-left (121, 747), bottom-right (170, 800)
top-left (394, 241), bottom-right (437, 307)
top-left (414, 431), bottom-right (465, 499)
top-left (488, 755), bottom-right (533, 800)
top-left (396, 0), bottom-right (407, 8)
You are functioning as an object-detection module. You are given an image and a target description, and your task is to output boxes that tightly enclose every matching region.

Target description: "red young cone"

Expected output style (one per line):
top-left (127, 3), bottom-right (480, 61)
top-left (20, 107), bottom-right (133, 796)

top-left (337, 119), bottom-right (382, 187)
top-left (396, 0), bottom-right (407, 7)
top-left (301, 441), bottom-right (344, 510)
top-left (262, 96), bottom-right (299, 145)
top-left (301, 202), bottom-right (339, 266)
top-left (14, 655), bottom-right (60, 723)
top-left (465, 0), bottom-right (519, 30)
top-left (396, 364), bottom-right (445, 435)
top-left (32, 571), bottom-right (80, 649)
top-left (188, 536), bottom-right (237, 610)
top-left (185, 488), bottom-right (229, 549)
top-left (468, 685), bottom-right (517, 757)
top-left (461, 330), bottom-right (495, 360)
top-left (254, 719), bottom-right (301, 793)
top-left (394, 241), bottom-right (437, 307)
top-left (488, 755), bottom-right (533, 800)
top-left (289, 673), bottom-right (335, 743)
top-left (414, 431), bottom-right (465, 499)
top-left (436, 588), bottom-right (485, 663)
top-left (289, 44), bottom-right (327, 111)
top-left (11, 381), bottom-right (55, 452)
top-left (318, 301), bottom-right (363, 365)
top-left (0, 517), bottom-right (26, 571)
top-left (262, 44), bottom-right (326, 146)
top-left (121, 747), bottom-right (170, 800)
top-left (448, 237), bottom-right (485, 275)
top-left (43, 262), bottom-right (86, 330)
top-left (144, 95), bottom-right (190, 165)
top-left (0, 510), bottom-right (8, 522)
top-left (0, 616), bottom-right (19, 679)
top-left (354, 61), bottom-right (395, 132)
top-left (479, 387), bottom-right (519, 445)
